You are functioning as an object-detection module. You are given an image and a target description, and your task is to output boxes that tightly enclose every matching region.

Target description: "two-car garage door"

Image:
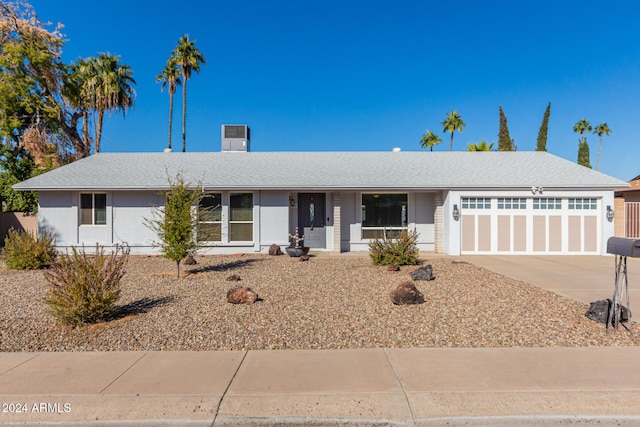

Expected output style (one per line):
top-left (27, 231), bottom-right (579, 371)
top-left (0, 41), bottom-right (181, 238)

top-left (460, 197), bottom-right (600, 254)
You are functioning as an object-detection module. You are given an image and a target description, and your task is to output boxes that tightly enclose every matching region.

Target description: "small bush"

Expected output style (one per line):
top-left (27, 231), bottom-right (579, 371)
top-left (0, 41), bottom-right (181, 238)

top-left (44, 245), bottom-right (128, 326)
top-left (369, 229), bottom-right (419, 266)
top-left (2, 228), bottom-right (56, 270)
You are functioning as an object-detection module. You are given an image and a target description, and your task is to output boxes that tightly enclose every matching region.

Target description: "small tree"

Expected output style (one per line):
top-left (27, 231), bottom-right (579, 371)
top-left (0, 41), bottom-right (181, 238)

top-left (498, 106), bottom-right (514, 151)
top-left (578, 140), bottom-right (592, 168)
top-left (145, 173), bottom-right (203, 278)
top-left (536, 102), bottom-right (551, 151)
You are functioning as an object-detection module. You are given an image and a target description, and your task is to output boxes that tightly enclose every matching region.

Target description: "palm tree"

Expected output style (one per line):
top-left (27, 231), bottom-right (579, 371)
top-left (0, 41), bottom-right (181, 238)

top-left (442, 111), bottom-right (465, 151)
top-left (573, 118), bottom-right (592, 145)
top-left (420, 130), bottom-right (442, 151)
top-left (467, 141), bottom-right (494, 151)
top-left (593, 122), bottom-right (611, 171)
top-left (62, 58), bottom-right (93, 157)
top-left (81, 53), bottom-right (136, 153)
top-left (172, 34), bottom-right (206, 152)
top-left (156, 60), bottom-right (182, 151)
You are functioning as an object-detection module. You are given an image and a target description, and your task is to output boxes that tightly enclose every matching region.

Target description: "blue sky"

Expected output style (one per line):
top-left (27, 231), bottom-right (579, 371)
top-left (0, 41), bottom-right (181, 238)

top-left (30, 0), bottom-right (640, 181)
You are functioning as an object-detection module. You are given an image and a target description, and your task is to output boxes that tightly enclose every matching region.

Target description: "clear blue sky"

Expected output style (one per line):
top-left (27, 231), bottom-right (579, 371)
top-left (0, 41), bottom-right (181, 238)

top-left (31, 0), bottom-right (640, 181)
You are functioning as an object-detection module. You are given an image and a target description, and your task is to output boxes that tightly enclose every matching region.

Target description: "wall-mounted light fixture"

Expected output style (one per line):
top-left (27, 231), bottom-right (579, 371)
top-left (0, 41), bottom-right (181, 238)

top-left (452, 204), bottom-right (460, 221)
top-left (531, 186), bottom-right (544, 195)
top-left (289, 196), bottom-right (296, 207)
top-left (607, 205), bottom-right (614, 222)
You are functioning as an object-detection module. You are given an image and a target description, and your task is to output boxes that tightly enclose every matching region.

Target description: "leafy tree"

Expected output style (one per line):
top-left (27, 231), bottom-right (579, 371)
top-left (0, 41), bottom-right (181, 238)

top-left (419, 130), bottom-right (442, 151)
top-left (145, 174), bottom-right (204, 278)
top-left (467, 141), bottom-right (494, 151)
top-left (172, 35), bottom-right (206, 152)
top-left (441, 111), bottom-right (465, 151)
top-left (536, 102), bottom-right (550, 151)
top-left (498, 106), bottom-right (514, 151)
top-left (573, 118), bottom-right (591, 145)
top-left (593, 122), bottom-right (611, 171)
top-left (156, 60), bottom-right (182, 151)
top-left (577, 140), bottom-right (591, 168)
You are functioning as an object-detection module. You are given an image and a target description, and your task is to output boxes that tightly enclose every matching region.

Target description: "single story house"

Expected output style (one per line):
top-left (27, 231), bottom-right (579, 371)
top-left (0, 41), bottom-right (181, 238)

top-left (14, 149), bottom-right (628, 256)
top-left (614, 174), bottom-right (640, 238)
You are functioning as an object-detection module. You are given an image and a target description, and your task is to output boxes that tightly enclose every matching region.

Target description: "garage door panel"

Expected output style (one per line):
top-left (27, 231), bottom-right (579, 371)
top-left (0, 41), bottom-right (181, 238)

top-left (568, 216), bottom-right (581, 252)
top-left (461, 215), bottom-right (475, 252)
top-left (549, 215), bottom-right (562, 252)
top-left (584, 216), bottom-right (597, 252)
top-left (477, 215), bottom-right (491, 252)
top-left (533, 216), bottom-right (546, 252)
top-left (498, 215), bottom-right (510, 252)
top-left (513, 215), bottom-right (526, 252)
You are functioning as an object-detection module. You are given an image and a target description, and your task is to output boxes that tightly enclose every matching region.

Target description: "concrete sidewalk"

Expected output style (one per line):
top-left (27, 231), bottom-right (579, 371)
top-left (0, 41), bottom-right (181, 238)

top-left (3, 254), bottom-right (640, 426)
top-left (3, 347), bottom-right (640, 426)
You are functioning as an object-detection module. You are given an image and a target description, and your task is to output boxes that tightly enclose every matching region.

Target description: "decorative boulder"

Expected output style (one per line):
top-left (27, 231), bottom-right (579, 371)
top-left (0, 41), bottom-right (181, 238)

top-left (410, 265), bottom-right (435, 281)
top-left (299, 255), bottom-right (310, 262)
top-left (183, 255), bottom-right (196, 265)
top-left (387, 264), bottom-right (400, 272)
top-left (226, 274), bottom-right (242, 282)
top-left (586, 299), bottom-right (629, 324)
top-left (390, 281), bottom-right (425, 305)
top-left (269, 244), bottom-right (283, 256)
top-left (227, 286), bottom-right (259, 304)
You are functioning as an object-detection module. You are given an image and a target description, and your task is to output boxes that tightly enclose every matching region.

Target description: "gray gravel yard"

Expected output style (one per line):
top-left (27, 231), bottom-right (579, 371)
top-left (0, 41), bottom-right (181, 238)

top-left (1, 253), bottom-right (638, 351)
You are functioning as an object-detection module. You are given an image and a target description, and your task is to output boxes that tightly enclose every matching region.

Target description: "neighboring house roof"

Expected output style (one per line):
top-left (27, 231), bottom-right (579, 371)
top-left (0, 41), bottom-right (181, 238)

top-left (615, 174), bottom-right (640, 194)
top-left (14, 151), bottom-right (629, 192)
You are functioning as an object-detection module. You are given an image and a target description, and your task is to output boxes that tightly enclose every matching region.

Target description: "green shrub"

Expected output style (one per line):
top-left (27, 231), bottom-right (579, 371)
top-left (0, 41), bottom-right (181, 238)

top-left (44, 245), bottom-right (128, 326)
top-left (369, 229), bottom-right (420, 266)
top-left (2, 228), bottom-right (56, 269)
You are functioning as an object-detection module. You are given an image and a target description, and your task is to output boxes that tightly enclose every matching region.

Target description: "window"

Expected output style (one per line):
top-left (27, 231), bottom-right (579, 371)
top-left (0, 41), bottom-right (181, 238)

top-left (497, 198), bottom-right (526, 209)
top-left (533, 198), bottom-right (562, 210)
top-left (461, 197), bottom-right (491, 209)
top-left (568, 198), bottom-right (597, 210)
top-left (197, 193), bottom-right (222, 242)
top-left (361, 194), bottom-right (408, 239)
top-left (230, 193), bottom-right (253, 241)
top-left (80, 193), bottom-right (106, 225)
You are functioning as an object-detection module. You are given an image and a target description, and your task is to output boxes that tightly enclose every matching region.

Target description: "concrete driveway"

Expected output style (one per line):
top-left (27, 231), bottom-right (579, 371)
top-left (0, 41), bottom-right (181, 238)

top-left (459, 255), bottom-right (640, 306)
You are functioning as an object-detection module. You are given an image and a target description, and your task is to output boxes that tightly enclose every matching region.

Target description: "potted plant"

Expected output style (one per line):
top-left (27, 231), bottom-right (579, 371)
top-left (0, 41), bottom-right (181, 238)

top-left (285, 227), bottom-right (310, 257)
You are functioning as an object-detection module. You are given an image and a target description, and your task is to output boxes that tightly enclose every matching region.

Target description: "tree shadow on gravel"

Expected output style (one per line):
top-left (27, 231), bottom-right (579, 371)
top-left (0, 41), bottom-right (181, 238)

top-left (113, 296), bottom-right (177, 319)
top-left (187, 258), bottom-right (265, 274)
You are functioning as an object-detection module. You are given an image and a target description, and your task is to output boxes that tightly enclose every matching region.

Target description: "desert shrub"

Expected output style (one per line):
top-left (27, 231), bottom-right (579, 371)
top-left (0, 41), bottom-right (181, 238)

top-left (369, 229), bottom-right (419, 266)
top-left (2, 228), bottom-right (56, 269)
top-left (44, 245), bottom-right (128, 326)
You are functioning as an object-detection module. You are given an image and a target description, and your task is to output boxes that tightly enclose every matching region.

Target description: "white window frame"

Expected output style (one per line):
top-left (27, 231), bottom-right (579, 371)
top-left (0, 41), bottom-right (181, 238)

top-left (197, 193), bottom-right (222, 242)
top-left (79, 193), bottom-right (107, 226)
top-left (229, 192), bottom-right (254, 242)
top-left (361, 193), bottom-right (408, 239)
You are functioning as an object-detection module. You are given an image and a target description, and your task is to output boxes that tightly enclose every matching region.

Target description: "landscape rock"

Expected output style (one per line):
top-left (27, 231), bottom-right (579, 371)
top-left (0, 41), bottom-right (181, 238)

top-left (183, 255), bottom-right (196, 265)
top-left (410, 264), bottom-right (435, 281)
top-left (299, 255), bottom-right (310, 262)
top-left (390, 281), bottom-right (425, 305)
top-left (226, 286), bottom-right (259, 304)
top-left (269, 244), bottom-right (283, 256)
top-left (586, 299), bottom-right (630, 324)
top-left (226, 274), bottom-right (242, 281)
top-left (387, 264), bottom-right (400, 272)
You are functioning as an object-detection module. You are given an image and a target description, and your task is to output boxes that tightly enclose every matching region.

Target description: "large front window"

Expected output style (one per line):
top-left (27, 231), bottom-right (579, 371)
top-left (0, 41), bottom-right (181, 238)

top-left (361, 193), bottom-right (407, 239)
top-left (80, 193), bottom-right (106, 225)
top-left (230, 193), bottom-right (253, 241)
top-left (198, 193), bottom-right (222, 242)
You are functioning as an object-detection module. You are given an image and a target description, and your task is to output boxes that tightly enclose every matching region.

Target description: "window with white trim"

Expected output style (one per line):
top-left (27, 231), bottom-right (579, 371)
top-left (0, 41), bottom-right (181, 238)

top-left (361, 193), bottom-right (408, 239)
top-left (461, 197), bottom-right (491, 209)
top-left (568, 198), bottom-right (597, 210)
top-left (80, 193), bottom-right (106, 225)
top-left (229, 193), bottom-right (253, 241)
top-left (197, 193), bottom-right (222, 242)
top-left (497, 198), bottom-right (526, 209)
top-left (533, 198), bottom-right (562, 210)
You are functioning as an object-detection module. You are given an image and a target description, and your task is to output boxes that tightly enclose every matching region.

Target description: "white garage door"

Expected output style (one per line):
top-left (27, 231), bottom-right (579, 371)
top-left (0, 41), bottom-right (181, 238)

top-left (460, 197), bottom-right (600, 254)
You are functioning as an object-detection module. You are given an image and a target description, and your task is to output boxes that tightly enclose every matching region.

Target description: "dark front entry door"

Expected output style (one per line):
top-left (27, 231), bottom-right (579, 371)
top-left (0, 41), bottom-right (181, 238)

top-left (298, 193), bottom-right (326, 248)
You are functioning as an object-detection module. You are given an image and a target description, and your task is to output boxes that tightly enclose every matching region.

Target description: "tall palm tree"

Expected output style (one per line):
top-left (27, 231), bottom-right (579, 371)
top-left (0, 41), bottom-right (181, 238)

top-left (442, 111), bottom-right (465, 151)
top-left (593, 122), bottom-right (611, 171)
top-left (572, 118), bottom-right (591, 145)
top-left (467, 141), bottom-right (494, 151)
top-left (156, 60), bottom-right (181, 151)
top-left (62, 58), bottom-right (93, 157)
top-left (172, 34), bottom-right (206, 152)
top-left (420, 130), bottom-right (442, 151)
top-left (81, 53), bottom-right (136, 153)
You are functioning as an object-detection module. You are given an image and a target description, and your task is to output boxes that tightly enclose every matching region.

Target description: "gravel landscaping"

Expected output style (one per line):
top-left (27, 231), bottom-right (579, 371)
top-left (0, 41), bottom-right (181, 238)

top-left (1, 253), bottom-right (638, 351)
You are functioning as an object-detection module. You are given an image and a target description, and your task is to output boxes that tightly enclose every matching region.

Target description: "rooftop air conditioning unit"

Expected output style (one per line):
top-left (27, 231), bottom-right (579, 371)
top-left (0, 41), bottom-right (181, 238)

top-left (221, 125), bottom-right (250, 152)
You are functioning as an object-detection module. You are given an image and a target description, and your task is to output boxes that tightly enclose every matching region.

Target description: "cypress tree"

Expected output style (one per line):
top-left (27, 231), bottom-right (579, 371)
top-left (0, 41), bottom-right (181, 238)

top-left (577, 140), bottom-right (592, 168)
top-left (498, 106), bottom-right (514, 151)
top-left (536, 102), bottom-right (550, 151)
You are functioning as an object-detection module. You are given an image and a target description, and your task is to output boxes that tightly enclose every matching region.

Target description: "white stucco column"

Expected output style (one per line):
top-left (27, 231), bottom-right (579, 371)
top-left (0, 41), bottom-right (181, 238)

top-left (333, 192), bottom-right (341, 252)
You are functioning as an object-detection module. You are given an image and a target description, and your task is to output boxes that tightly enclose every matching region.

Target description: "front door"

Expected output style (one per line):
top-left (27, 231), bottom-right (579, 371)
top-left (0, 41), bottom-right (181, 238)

top-left (298, 193), bottom-right (326, 248)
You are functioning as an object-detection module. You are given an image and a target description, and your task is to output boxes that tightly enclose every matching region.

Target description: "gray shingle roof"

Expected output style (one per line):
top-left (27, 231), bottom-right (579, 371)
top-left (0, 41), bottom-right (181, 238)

top-left (13, 151), bottom-right (628, 191)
